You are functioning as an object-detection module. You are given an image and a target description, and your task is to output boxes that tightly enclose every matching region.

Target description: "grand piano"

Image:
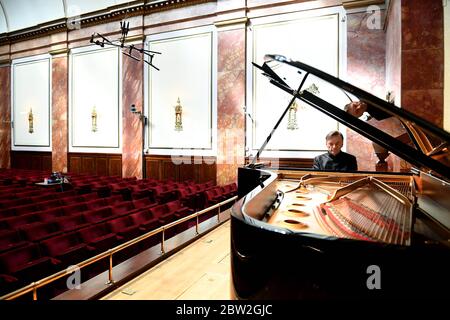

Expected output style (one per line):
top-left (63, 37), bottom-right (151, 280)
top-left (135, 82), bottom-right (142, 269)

top-left (231, 55), bottom-right (450, 299)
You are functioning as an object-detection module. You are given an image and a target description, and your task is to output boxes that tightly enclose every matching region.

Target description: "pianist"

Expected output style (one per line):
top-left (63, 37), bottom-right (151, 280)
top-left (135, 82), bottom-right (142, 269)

top-left (312, 130), bottom-right (357, 171)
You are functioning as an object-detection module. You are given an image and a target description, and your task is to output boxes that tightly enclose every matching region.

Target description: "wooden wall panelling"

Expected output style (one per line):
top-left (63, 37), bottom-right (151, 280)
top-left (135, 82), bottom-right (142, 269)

top-left (179, 162), bottom-right (195, 182)
top-left (146, 159), bottom-right (161, 180)
top-left (81, 157), bottom-right (96, 174)
top-left (10, 151), bottom-right (52, 171)
top-left (68, 153), bottom-right (122, 176)
top-left (162, 159), bottom-right (178, 181)
top-left (196, 157), bottom-right (216, 184)
top-left (109, 158), bottom-right (122, 177)
top-left (144, 155), bottom-right (217, 183)
top-left (96, 158), bottom-right (108, 176)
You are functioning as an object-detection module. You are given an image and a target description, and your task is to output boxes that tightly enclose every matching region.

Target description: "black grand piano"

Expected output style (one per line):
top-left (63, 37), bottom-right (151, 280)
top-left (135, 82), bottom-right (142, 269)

top-left (231, 55), bottom-right (450, 299)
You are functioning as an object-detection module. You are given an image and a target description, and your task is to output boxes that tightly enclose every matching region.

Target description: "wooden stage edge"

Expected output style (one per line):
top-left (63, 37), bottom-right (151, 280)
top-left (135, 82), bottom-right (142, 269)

top-left (53, 209), bottom-right (232, 300)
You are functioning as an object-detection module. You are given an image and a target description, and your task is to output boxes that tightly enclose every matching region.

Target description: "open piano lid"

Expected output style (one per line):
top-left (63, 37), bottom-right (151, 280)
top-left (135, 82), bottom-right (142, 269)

top-left (254, 54), bottom-right (450, 182)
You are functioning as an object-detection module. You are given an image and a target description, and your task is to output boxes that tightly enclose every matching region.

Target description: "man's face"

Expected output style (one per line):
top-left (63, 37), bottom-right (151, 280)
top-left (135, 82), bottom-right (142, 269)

top-left (326, 135), bottom-right (343, 156)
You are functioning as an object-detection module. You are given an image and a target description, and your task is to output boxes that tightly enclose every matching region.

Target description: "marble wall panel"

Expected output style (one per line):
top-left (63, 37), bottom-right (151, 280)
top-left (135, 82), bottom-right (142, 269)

top-left (216, 28), bottom-right (246, 185)
top-left (0, 66), bottom-right (11, 169)
top-left (346, 11), bottom-right (390, 171)
top-left (51, 56), bottom-right (68, 172)
top-left (122, 47), bottom-right (144, 178)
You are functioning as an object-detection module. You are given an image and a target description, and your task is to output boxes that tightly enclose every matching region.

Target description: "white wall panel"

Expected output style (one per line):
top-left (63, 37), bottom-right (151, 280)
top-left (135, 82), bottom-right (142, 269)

top-left (247, 8), bottom-right (346, 158)
top-left (69, 46), bottom-right (121, 153)
top-left (146, 27), bottom-right (216, 156)
top-left (12, 56), bottom-right (51, 150)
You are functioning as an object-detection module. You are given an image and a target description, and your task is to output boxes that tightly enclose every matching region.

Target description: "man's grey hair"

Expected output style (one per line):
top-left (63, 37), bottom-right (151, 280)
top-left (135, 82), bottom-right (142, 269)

top-left (325, 130), bottom-right (344, 141)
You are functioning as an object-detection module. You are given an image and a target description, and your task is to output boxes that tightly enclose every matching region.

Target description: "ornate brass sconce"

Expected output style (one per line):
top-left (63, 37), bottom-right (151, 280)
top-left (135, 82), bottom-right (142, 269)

top-left (28, 108), bottom-right (34, 133)
top-left (174, 97), bottom-right (183, 131)
top-left (91, 106), bottom-right (98, 132)
top-left (287, 101), bottom-right (299, 130)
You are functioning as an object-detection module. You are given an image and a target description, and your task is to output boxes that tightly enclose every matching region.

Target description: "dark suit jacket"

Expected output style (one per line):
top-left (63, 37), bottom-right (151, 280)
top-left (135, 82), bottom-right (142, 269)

top-left (312, 151), bottom-right (357, 171)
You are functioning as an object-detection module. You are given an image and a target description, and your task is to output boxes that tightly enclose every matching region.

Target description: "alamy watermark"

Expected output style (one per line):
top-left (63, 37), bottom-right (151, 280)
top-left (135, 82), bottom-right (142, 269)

top-left (366, 264), bottom-right (381, 290)
top-left (66, 265), bottom-right (81, 290)
top-left (169, 129), bottom-right (280, 168)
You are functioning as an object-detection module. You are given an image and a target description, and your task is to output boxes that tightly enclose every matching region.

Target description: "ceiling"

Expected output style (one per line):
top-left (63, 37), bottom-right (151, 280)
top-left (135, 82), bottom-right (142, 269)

top-left (0, 0), bottom-right (136, 34)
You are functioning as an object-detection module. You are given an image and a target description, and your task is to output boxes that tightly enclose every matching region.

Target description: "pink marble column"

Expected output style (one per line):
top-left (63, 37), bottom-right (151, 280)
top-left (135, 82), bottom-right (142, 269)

top-left (386, 0), bottom-right (401, 106)
top-left (122, 46), bottom-right (144, 179)
top-left (346, 10), bottom-right (390, 172)
top-left (401, 0), bottom-right (444, 127)
top-left (216, 28), bottom-right (246, 185)
top-left (0, 65), bottom-right (11, 169)
top-left (52, 56), bottom-right (68, 172)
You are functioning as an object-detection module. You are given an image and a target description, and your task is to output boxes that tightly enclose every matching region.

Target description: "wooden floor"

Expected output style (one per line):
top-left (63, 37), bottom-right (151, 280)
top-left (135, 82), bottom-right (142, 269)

top-left (101, 220), bottom-right (231, 300)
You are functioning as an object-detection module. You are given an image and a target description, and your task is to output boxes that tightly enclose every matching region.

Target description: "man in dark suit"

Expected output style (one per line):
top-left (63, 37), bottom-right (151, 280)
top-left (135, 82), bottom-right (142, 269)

top-left (312, 130), bottom-right (357, 171)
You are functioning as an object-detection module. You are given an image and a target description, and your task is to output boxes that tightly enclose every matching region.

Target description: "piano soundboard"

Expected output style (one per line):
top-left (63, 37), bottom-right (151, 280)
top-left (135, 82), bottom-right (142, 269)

top-left (267, 175), bottom-right (413, 246)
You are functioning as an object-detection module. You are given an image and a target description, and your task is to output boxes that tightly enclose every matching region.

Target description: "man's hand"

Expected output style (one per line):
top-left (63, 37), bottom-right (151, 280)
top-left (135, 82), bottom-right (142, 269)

top-left (345, 101), bottom-right (367, 118)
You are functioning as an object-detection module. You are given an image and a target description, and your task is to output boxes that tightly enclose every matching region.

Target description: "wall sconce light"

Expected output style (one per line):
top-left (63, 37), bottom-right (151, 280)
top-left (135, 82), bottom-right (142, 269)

top-left (91, 106), bottom-right (98, 132)
top-left (174, 97), bottom-right (183, 131)
top-left (28, 107), bottom-right (34, 134)
top-left (287, 101), bottom-right (298, 130)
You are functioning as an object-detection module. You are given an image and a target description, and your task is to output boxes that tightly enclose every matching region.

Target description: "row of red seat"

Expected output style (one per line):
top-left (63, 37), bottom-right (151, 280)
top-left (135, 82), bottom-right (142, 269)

top-left (0, 199), bottom-right (194, 296)
top-left (0, 196), bottom-right (153, 240)
top-left (0, 169), bottom-right (236, 298)
top-left (0, 181), bottom-right (226, 223)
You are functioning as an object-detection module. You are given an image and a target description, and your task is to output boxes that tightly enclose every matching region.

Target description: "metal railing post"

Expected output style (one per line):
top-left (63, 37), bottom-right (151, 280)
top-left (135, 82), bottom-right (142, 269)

top-left (32, 284), bottom-right (37, 301)
top-left (106, 251), bottom-right (114, 285)
top-left (217, 206), bottom-right (221, 223)
top-left (161, 229), bottom-right (165, 254)
top-left (195, 215), bottom-right (199, 235)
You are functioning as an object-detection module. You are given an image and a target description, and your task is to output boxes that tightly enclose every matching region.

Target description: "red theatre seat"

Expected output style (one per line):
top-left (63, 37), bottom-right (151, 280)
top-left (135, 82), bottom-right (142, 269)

top-left (85, 198), bottom-right (108, 210)
top-left (110, 202), bottom-right (135, 216)
top-left (149, 204), bottom-right (174, 225)
top-left (107, 216), bottom-right (140, 242)
top-left (0, 230), bottom-right (30, 254)
top-left (132, 198), bottom-right (156, 210)
top-left (0, 243), bottom-right (60, 284)
top-left (166, 200), bottom-right (193, 219)
top-left (55, 215), bottom-right (89, 233)
top-left (130, 210), bottom-right (160, 232)
top-left (40, 232), bottom-right (92, 266)
top-left (83, 207), bottom-right (114, 224)
top-left (36, 208), bottom-right (66, 222)
top-left (20, 222), bottom-right (61, 242)
top-left (78, 224), bottom-right (117, 253)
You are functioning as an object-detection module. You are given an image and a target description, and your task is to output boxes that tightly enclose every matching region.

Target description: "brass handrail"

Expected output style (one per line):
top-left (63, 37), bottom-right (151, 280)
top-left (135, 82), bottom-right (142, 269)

top-left (0, 196), bottom-right (237, 300)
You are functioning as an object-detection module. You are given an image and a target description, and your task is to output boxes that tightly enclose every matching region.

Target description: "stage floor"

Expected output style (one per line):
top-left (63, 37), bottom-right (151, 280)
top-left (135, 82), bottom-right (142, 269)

top-left (101, 220), bottom-right (231, 300)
